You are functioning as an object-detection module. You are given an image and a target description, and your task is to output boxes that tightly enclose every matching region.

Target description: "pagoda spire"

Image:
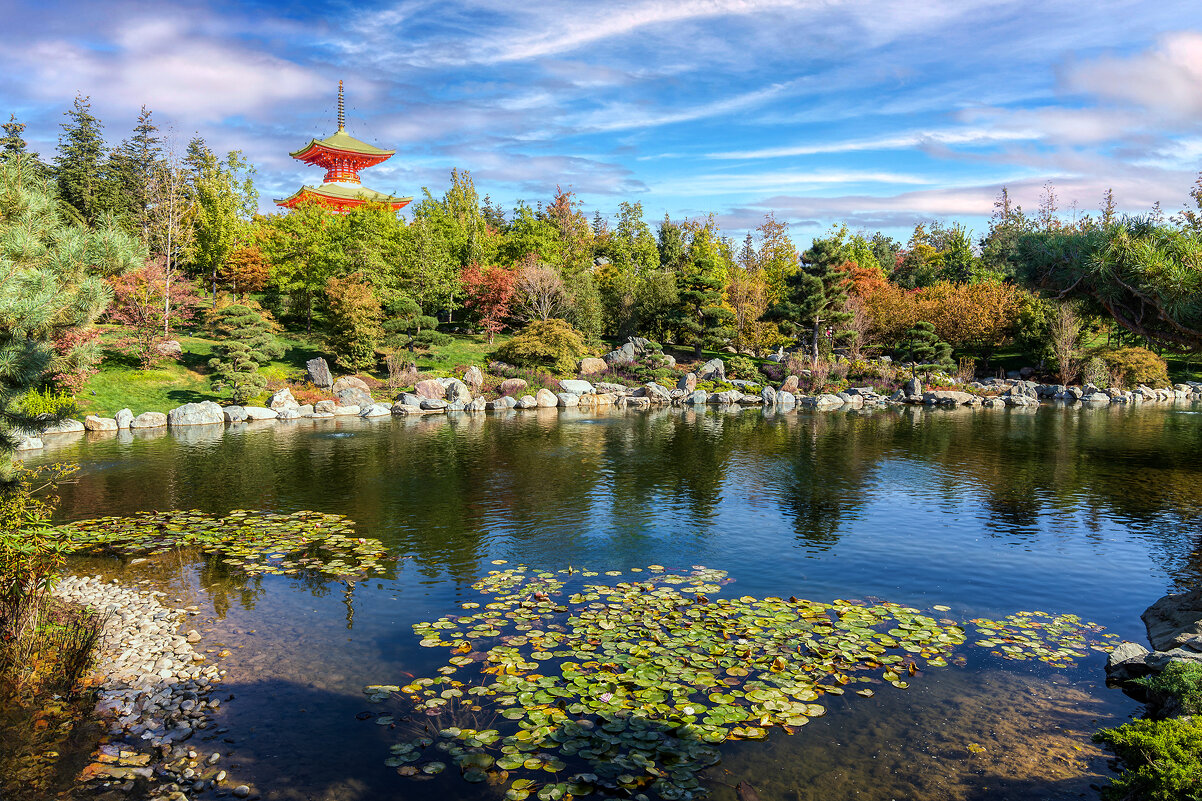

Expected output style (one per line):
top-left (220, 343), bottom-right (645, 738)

top-left (337, 79), bottom-right (345, 132)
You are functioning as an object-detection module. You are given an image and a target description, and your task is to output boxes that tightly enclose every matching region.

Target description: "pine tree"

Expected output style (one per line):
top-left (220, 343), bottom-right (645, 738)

top-left (762, 235), bottom-right (851, 363)
top-left (109, 106), bottom-right (163, 235)
top-left (208, 304), bottom-right (285, 404)
top-left (0, 157), bottom-right (143, 475)
top-left (1, 115), bottom-right (48, 178)
top-left (893, 321), bottom-right (954, 378)
top-left (54, 94), bottom-right (116, 225)
top-left (671, 224), bottom-right (734, 357)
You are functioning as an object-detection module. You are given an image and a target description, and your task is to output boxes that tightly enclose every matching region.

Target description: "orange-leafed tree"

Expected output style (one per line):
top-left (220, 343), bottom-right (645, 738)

top-left (916, 280), bottom-right (1020, 363)
top-left (219, 244), bottom-right (270, 298)
top-left (107, 259), bottom-right (199, 369)
top-left (460, 264), bottom-right (516, 344)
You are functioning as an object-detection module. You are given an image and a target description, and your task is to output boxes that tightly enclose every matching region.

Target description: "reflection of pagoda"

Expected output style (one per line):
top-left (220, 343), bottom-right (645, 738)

top-left (275, 81), bottom-right (412, 213)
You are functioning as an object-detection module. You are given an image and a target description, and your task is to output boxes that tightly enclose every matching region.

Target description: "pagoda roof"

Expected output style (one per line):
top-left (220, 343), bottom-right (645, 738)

top-left (274, 181), bottom-right (413, 209)
top-left (289, 128), bottom-right (395, 160)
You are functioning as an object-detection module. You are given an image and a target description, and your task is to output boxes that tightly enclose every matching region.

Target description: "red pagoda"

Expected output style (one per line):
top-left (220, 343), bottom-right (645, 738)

top-left (275, 81), bottom-right (412, 213)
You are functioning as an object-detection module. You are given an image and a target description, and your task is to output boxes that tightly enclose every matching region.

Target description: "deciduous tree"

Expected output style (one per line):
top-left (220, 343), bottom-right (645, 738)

top-left (325, 273), bottom-right (383, 371)
top-left (460, 264), bottom-right (516, 344)
top-left (107, 260), bottom-right (199, 368)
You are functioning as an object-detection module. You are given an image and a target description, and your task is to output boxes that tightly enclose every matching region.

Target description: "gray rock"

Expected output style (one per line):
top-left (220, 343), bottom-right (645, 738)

top-left (465, 396), bottom-right (486, 412)
top-left (535, 388), bottom-right (558, 407)
top-left (776, 391), bottom-right (796, 406)
top-left (335, 386), bottom-right (374, 409)
top-left (84, 415), bottom-right (118, 431)
top-left (445, 379), bottom-right (472, 404)
top-left (560, 379), bottom-right (595, 395)
top-left (1105, 641), bottom-right (1153, 682)
top-left (556, 392), bottom-right (580, 407)
top-left (517, 395), bottom-right (538, 409)
top-left (114, 408), bottom-right (134, 429)
top-left (923, 390), bottom-right (976, 406)
top-left (1146, 648), bottom-right (1202, 671)
top-left (643, 382), bottom-right (672, 403)
top-left (708, 390), bottom-right (743, 405)
top-left (805, 393), bottom-right (845, 409)
top-left (463, 365), bottom-right (484, 391)
top-left (360, 403), bottom-right (393, 417)
top-left (603, 342), bottom-right (638, 365)
top-left (903, 377), bottom-right (923, 397)
top-left (1144, 588), bottom-right (1202, 652)
top-left (414, 379), bottom-right (446, 399)
top-left (332, 375), bottom-right (370, 394)
top-left (295, 404), bottom-right (315, 416)
top-left (167, 401), bottom-right (224, 427)
top-left (686, 389), bottom-right (708, 405)
top-left (419, 398), bottom-right (449, 411)
top-left (306, 357), bottom-right (333, 388)
top-left (697, 358), bottom-right (725, 382)
top-left (130, 412), bottom-right (168, 429)
top-left (155, 339), bottom-right (183, 358)
top-left (500, 395), bottom-right (518, 409)
top-left (315, 399), bottom-right (336, 414)
top-left (242, 406), bottom-right (278, 420)
top-left (221, 406), bottom-right (247, 423)
top-left (40, 417), bottom-right (85, 434)
top-left (397, 393), bottom-right (423, 408)
top-left (678, 373), bottom-right (697, 393)
top-left (333, 405), bottom-right (360, 416)
top-left (276, 407), bottom-right (302, 420)
top-left (268, 388), bottom-right (298, 410)
top-left (761, 386), bottom-right (778, 406)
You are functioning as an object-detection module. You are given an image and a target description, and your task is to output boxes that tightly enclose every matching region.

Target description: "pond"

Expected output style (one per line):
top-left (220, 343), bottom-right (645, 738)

top-left (25, 402), bottom-right (1202, 801)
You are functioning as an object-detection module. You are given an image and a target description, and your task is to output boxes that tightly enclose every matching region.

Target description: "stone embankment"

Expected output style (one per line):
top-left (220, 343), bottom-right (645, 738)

top-left (54, 575), bottom-right (251, 801)
top-left (15, 365), bottom-right (1202, 452)
top-left (1106, 587), bottom-right (1202, 689)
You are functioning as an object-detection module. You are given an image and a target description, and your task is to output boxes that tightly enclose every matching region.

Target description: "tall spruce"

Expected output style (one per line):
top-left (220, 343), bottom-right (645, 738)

top-left (671, 222), bottom-right (734, 357)
top-left (0, 157), bottom-right (143, 476)
top-left (54, 94), bottom-right (116, 225)
top-left (110, 106), bottom-right (163, 236)
top-left (1, 115), bottom-right (48, 178)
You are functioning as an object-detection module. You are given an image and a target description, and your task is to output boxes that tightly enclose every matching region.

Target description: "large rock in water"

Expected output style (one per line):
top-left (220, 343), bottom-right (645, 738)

top-left (1105, 641), bottom-right (1153, 682)
top-left (1143, 588), bottom-right (1202, 652)
top-left (84, 415), bottom-right (118, 432)
top-left (535, 388), bottom-right (558, 408)
top-left (903, 377), bottom-right (922, 397)
top-left (697, 358), bottom-right (725, 382)
top-left (306, 357), bottom-right (333, 388)
top-left (114, 408), bottom-right (134, 429)
top-left (333, 376), bottom-right (374, 408)
top-left (242, 406), bottom-right (278, 420)
top-left (40, 418), bottom-right (85, 434)
top-left (130, 411), bottom-right (167, 429)
top-left (559, 379), bottom-right (594, 395)
top-left (444, 379), bottom-right (472, 404)
top-left (222, 406), bottom-right (247, 423)
top-left (168, 401), bottom-right (224, 426)
top-left (268, 388), bottom-right (298, 410)
top-left (414, 379), bottom-right (446, 400)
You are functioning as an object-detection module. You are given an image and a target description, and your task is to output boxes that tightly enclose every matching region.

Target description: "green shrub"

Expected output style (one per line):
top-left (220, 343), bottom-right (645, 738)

top-left (413, 329), bottom-right (453, 348)
top-left (723, 355), bottom-right (757, 380)
top-left (493, 319), bottom-right (590, 374)
top-left (1096, 347), bottom-right (1170, 388)
top-left (1082, 356), bottom-right (1109, 387)
top-left (21, 388), bottom-right (77, 418)
top-left (1134, 662), bottom-right (1202, 714)
top-left (1093, 717), bottom-right (1202, 801)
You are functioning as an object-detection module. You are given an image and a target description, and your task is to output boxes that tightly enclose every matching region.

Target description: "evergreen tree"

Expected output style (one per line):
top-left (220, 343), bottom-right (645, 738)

top-left (762, 235), bottom-right (852, 363)
top-left (109, 106), bottom-right (163, 235)
top-left (1, 115), bottom-right (48, 177)
top-left (325, 272), bottom-right (383, 370)
top-left (54, 94), bottom-right (116, 225)
top-left (208, 304), bottom-right (285, 404)
top-left (0, 157), bottom-right (142, 475)
top-left (671, 223), bottom-right (734, 357)
top-left (656, 215), bottom-right (689, 273)
top-left (893, 321), bottom-right (955, 378)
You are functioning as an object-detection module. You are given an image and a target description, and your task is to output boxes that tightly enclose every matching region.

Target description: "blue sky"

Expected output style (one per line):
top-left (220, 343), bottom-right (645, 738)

top-left (3, 0), bottom-right (1201, 242)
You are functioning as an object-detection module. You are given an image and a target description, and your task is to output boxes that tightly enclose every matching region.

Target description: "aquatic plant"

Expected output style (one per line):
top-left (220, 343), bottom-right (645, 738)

top-left (968, 611), bottom-right (1116, 667)
top-left (53, 510), bottom-right (390, 578)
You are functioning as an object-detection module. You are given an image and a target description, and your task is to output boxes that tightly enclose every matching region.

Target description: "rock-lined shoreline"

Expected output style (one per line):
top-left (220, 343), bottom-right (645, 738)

top-left (16, 371), bottom-right (1202, 452)
top-left (54, 575), bottom-right (253, 801)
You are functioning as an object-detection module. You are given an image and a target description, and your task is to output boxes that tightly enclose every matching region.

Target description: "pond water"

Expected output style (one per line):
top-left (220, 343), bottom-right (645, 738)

top-left (25, 402), bottom-right (1202, 801)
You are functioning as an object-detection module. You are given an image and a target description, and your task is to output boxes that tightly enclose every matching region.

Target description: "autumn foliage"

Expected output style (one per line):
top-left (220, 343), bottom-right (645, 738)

top-left (107, 260), bottom-right (199, 369)
top-left (460, 264), bottom-right (516, 344)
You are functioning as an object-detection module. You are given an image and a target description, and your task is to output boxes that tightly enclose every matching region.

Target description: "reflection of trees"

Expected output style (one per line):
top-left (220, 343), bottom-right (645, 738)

top-left (43, 403), bottom-right (1202, 590)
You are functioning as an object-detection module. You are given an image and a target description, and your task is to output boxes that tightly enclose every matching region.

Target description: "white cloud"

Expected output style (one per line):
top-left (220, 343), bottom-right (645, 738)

top-left (655, 170), bottom-right (933, 197)
top-left (706, 128), bottom-right (1045, 159)
top-left (1067, 31), bottom-right (1202, 118)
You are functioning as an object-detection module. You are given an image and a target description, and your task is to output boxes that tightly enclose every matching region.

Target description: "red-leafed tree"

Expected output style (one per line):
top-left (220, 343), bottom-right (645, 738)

top-left (459, 264), bottom-right (516, 344)
top-left (107, 259), bottom-right (199, 368)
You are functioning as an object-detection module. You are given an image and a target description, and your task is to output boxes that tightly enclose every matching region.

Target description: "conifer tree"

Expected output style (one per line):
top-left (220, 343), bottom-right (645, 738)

top-left (109, 105), bottom-right (163, 235)
top-left (208, 304), bottom-right (285, 404)
top-left (671, 223), bottom-right (734, 357)
top-left (1, 115), bottom-right (48, 178)
top-left (0, 157), bottom-right (142, 475)
top-left (54, 94), bottom-right (116, 225)
top-left (893, 321), bottom-right (955, 378)
top-left (762, 235), bottom-right (851, 363)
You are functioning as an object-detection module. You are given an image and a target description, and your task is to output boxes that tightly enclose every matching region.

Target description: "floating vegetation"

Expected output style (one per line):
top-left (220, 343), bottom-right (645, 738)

top-left (54, 510), bottom-right (390, 578)
top-left (968, 611), bottom-right (1117, 667)
top-left (367, 565), bottom-right (979, 800)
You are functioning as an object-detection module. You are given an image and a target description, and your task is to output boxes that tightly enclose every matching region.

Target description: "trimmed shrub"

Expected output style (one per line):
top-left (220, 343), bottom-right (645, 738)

top-left (1096, 347), bottom-right (1170, 388)
top-left (1093, 717), bottom-right (1202, 801)
top-left (723, 355), bottom-right (757, 380)
top-left (493, 319), bottom-right (589, 374)
top-left (21, 388), bottom-right (77, 418)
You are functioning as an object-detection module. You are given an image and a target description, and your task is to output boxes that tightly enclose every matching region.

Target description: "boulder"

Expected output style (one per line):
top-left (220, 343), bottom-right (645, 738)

top-left (517, 395), bottom-right (538, 409)
top-left (559, 379), bottom-right (595, 395)
top-left (155, 339), bottom-right (183, 358)
top-left (465, 396), bottom-right (487, 412)
top-left (697, 358), bottom-right (725, 382)
top-left (114, 408), bottom-right (134, 429)
top-left (333, 405), bottom-right (360, 416)
top-left (624, 396), bottom-right (652, 409)
top-left (444, 379), bottom-right (472, 404)
top-left (922, 390), bottom-right (976, 406)
top-left (306, 357), bottom-right (333, 388)
top-left (1146, 648), bottom-right (1202, 671)
top-left (805, 394), bottom-right (845, 409)
top-left (276, 407), bottom-right (302, 420)
top-left (659, 353), bottom-right (676, 368)
top-left (419, 398), bottom-right (448, 411)
top-left (335, 386), bottom-right (374, 409)
top-left (499, 378), bottom-right (528, 396)
top-left (222, 406), bottom-right (247, 423)
top-left (84, 415), bottom-right (118, 432)
top-left (242, 406), bottom-right (278, 420)
top-left (643, 383), bottom-right (672, 403)
top-left (556, 392), bottom-right (580, 407)
top-left (295, 404), bottom-right (315, 416)
top-left (578, 357), bottom-right (608, 375)
top-left (761, 386), bottom-right (777, 405)
top-left (332, 375), bottom-right (370, 394)
top-left (603, 342), bottom-right (637, 365)
top-left (595, 382), bottom-right (625, 394)
top-left (686, 390), bottom-right (708, 405)
top-left (1105, 641), bottom-right (1153, 682)
top-left (314, 399), bottom-right (336, 414)
top-left (1143, 588), bottom-right (1202, 652)
top-left (414, 379), bottom-right (446, 400)
top-left (535, 388), bottom-right (558, 408)
top-left (777, 391), bottom-right (796, 406)
top-left (41, 418), bottom-right (85, 434)
top-left (902, 377), bottom-right (923, 397)
top-left (463, 365), bottom-right (484, 391)
top-left (130, 411), bottom-right (168, 429)
top-left (268, 388), bottom-right (298, 411)
top-left (167, 401), bottom-right (224, 427)
top-left (360, 403), bottom-right (393, 418)
top-left (708, 390), bottom-right (743, 405)
top-left (397, 393), bottom-right (423, 408)
top-left (678, 373), bottom-right (697, 393)
top-left (392, 402), bottom-right (419, 416)
top-left (780, 375), bottom-right (800, 394)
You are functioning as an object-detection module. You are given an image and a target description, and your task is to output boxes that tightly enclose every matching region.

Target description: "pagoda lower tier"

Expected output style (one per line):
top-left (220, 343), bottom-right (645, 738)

top-left (275, 181), bottom-right (413, 212)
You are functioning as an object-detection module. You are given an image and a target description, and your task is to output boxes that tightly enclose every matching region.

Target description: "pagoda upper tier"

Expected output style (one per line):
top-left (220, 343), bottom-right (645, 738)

top-left (275, 81), bottom-right (412, 213)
